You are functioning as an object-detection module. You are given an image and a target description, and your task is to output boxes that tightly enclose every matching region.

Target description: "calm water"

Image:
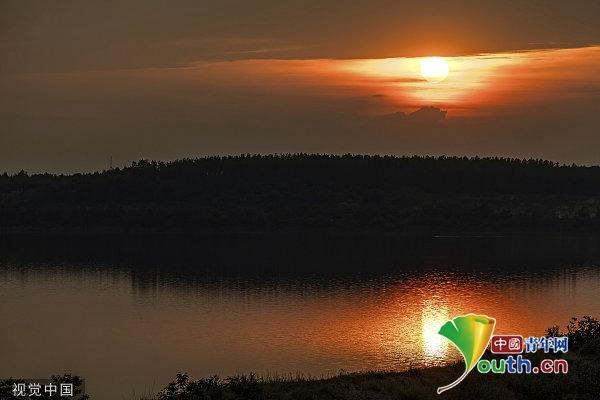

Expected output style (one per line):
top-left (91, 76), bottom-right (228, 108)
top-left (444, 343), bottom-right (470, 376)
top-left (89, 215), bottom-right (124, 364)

top-left (1, 234), bottom-right (600, 399)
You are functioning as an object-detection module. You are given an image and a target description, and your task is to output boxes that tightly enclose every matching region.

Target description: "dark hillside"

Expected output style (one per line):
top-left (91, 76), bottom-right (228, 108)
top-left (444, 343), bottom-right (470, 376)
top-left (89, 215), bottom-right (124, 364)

top-left (2, 154), bottom-right (600, 233)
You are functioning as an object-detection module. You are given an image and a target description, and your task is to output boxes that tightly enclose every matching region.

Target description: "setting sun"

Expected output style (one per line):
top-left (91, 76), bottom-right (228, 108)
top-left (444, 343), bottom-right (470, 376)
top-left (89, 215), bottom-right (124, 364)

top-left (420, 57), bottom-right (449, 83)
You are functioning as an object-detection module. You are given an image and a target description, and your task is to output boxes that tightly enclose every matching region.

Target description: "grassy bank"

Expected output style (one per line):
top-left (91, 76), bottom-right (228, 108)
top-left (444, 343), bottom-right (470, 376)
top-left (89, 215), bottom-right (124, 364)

top-left (140, 355), bottom-right (599, 400)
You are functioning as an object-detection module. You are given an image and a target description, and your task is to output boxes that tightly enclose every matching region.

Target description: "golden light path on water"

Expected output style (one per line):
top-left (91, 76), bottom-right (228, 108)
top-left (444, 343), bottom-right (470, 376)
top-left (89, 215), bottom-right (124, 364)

top-left (421, 299), bottom-right (450, 361)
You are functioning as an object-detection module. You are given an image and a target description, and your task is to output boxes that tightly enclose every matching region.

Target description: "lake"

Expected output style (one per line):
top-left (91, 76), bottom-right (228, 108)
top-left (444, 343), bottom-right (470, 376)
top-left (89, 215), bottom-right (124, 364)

top-left (1, 234), bottom-right (599, 399)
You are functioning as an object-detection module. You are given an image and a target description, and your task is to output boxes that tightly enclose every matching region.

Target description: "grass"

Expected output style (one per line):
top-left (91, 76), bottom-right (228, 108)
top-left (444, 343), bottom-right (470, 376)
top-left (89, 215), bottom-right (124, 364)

top-left (139, 355), bottom-right (599, 400)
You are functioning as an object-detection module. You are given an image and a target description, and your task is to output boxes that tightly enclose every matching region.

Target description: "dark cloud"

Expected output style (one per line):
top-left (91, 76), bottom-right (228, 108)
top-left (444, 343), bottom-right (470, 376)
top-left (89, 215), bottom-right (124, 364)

top-left (374, 107), bottom-right (447, 125)
top-left (371, 78), bottom-right (429, 84)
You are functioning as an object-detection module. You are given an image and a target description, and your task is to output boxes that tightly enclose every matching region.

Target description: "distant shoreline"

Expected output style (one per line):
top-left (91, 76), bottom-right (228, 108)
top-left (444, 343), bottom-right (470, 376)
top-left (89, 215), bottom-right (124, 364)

top-left (2, 155), bottom-right (600, 234)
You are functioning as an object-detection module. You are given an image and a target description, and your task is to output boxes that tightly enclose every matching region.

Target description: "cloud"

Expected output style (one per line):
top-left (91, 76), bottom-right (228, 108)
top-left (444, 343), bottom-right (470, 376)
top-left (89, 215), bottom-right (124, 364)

top-left (407, 107), bottom-right (448, 122)
top-left (376, 107), bottom-right (448, 124)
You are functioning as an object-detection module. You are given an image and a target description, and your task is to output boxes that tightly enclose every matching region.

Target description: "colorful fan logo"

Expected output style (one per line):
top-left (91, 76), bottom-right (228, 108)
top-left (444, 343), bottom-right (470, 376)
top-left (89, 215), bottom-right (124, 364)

top-left (436, 314), bottom-right (496, 394)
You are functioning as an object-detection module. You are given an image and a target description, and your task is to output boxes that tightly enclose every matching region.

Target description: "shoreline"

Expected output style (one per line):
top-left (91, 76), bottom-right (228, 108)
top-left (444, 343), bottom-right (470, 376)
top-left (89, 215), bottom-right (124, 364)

top-left (139, 349), bottom-right (599, 400)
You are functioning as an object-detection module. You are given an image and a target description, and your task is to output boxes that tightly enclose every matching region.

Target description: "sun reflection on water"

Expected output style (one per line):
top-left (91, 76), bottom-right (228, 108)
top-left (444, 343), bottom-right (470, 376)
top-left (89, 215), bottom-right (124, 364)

top-left (421, 298), bottom-right (450, 364)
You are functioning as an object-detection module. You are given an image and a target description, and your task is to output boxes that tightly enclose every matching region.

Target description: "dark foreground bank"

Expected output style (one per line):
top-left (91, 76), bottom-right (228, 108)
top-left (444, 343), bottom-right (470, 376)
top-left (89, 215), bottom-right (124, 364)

top-left (3, 155), bottom-right (600, 233)
top-left (146, 316), bottom-right (600, 400)
top-left (1, 317), bottom-right (598, 399)
top-left (142, 358), bottom-right (599, 400)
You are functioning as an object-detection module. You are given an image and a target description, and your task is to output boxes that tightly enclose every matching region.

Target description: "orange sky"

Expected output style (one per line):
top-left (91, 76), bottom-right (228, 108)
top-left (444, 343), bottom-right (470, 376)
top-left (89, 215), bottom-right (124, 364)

top-left (1, 1), bottom-right (599, 172)
top-left (168, 46), bottom-right (599, 117)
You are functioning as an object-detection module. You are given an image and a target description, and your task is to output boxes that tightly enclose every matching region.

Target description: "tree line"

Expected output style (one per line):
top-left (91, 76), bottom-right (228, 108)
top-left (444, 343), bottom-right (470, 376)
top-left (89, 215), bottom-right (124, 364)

top-left (1, 154), bottom-right (600, 232)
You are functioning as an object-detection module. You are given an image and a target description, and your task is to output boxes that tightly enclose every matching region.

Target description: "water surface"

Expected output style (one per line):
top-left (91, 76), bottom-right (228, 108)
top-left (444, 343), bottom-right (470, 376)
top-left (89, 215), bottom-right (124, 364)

top-left (1, 234), bottom-right (599, 399)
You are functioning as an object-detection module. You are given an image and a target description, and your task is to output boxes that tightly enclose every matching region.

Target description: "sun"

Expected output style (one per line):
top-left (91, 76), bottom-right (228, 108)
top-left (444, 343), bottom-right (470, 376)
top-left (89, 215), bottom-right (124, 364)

top-left (420, 57), bottom-right (449, 83)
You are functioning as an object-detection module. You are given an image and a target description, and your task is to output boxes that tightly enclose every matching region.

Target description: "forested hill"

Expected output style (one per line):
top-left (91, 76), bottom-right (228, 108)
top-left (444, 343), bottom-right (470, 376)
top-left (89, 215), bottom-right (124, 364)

top-left (2, 154), bottom-right (600, 233)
